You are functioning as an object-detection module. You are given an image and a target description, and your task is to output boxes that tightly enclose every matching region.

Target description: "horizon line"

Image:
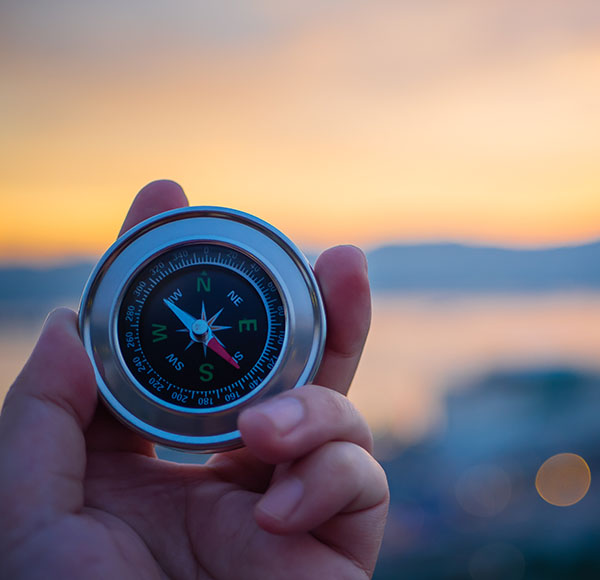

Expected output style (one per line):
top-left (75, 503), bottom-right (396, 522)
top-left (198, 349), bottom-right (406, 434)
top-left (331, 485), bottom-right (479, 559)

top-left (1, 235), bottom-right (600, 269)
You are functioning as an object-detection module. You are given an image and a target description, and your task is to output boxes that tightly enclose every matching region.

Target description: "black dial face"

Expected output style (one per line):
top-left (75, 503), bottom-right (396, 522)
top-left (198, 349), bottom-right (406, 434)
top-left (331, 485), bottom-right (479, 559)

top-left (117, 243), bottom-right (286, 411)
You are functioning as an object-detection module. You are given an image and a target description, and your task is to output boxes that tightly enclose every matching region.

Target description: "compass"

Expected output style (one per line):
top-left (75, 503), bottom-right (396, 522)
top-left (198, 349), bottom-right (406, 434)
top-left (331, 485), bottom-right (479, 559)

top-left (79, 207), bottom-right (326, 452)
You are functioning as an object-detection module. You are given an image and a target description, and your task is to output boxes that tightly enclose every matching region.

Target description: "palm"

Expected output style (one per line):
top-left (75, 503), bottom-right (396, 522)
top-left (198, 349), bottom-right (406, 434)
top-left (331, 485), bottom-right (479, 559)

top-left (78, 441), bottom-right (363, 579)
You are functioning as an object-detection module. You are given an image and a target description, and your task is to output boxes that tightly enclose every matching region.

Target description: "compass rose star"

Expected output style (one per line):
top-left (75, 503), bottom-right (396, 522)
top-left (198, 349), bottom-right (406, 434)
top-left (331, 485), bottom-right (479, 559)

top-left (199, 302), bottom-right (232, 353)
top-left (206, 307), bottom-right (232, 334)
top-left (170, 299), bottom-right (233, 360)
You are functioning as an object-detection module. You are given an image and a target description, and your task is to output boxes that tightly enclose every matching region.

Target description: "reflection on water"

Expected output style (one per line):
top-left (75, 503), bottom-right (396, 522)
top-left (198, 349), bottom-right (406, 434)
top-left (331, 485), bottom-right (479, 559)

top-left (351, 293), bottom-right (600, 442)
top-left (0, 328), bottom-right (42, 401)
top-left (0, 300), bottom-right (79, 403)
top-left (2, 293), bottom-right (600, 441)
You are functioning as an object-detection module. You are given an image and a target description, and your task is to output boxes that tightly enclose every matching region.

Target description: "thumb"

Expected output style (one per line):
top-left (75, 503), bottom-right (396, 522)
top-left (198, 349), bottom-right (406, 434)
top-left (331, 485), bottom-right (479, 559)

top-left (0, 308), bottom-right (97, 526)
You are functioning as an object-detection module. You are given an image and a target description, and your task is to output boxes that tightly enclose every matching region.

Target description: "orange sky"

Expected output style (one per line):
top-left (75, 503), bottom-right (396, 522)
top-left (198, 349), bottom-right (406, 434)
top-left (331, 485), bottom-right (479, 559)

top-left (2, 0), bottom-right (600, 262)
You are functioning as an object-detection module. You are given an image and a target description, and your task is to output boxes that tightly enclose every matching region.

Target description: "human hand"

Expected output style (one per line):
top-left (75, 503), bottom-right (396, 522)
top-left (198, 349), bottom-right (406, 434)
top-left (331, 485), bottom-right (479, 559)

top-left (0, 181), bottom-right (389, 579)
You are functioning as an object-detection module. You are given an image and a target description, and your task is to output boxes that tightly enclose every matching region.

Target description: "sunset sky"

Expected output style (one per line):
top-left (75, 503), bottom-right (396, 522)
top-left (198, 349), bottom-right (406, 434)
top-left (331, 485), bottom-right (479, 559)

top-left (2, 0), bottom-right (600, 262)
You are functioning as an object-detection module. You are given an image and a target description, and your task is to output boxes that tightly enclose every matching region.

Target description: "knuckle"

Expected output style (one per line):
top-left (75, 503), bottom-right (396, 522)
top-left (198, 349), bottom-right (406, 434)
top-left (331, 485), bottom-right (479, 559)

top-left (371, 458), bottom-right (390, 500)
top-left (303, 386), bottom-right (353, 423)
top-left (325, 441), bottom-right (365, 480)
top-left (300, 386), bottom-right (374, 452)
top-left (320, 388), bottom-right (351, 420)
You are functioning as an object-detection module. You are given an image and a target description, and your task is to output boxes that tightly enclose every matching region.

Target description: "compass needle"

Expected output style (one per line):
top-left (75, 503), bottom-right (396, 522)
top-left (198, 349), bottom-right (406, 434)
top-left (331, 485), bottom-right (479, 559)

top-left (79, 206), bottom-right (325, 452)
top-left (206, 337), bottom-right (240, 369)
top-left (163, 298), bottom-right (196, 331)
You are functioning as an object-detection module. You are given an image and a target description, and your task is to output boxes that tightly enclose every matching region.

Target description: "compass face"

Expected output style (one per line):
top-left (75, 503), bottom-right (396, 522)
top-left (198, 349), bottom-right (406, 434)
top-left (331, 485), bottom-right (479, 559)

top-left (117, 244), bottom-right (285, 411)
top-left (79, 207), bottom-right (326, 452)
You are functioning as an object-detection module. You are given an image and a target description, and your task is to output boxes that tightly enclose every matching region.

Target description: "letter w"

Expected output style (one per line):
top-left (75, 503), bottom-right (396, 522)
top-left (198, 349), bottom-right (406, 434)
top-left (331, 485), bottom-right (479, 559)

top-left (168, 288), bottom-right (183, 302)
top-left (152, 324), bottom-right (167, 343)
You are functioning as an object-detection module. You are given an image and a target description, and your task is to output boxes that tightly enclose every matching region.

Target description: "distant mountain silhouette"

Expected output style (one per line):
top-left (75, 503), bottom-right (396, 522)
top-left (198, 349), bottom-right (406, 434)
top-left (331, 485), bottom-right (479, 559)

top-left (0, 240), bottom-right (599, 324)
top-left (0, 262), bottom-right (93, 324)
top-left (0, 262), bottom-right (93, 302)
top-left (367, 240), bottom-right (600, 292)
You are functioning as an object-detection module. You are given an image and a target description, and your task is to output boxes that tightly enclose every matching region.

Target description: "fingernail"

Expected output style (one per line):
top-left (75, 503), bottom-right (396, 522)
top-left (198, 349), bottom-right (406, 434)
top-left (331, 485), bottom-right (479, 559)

top-left (255, 396), bottom-right (304, 435)
top-left (258, 477), bottom-right (304, 521)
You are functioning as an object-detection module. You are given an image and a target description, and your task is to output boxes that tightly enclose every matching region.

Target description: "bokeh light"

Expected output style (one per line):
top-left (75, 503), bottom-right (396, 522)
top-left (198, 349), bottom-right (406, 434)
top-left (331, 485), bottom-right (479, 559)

top-left (535, 453), bottom-right (591, 507)
top-left (455, 463), bottom-right (512, 518)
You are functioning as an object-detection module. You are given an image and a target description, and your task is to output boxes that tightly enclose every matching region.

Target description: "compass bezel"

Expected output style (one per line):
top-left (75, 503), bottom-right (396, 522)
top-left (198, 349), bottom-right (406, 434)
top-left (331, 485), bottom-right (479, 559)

top-left (79, 207), bottom-right (326, 452)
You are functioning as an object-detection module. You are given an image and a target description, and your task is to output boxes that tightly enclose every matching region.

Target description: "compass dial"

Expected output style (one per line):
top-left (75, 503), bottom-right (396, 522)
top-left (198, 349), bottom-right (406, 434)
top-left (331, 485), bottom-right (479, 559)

top-left (117, 244), bottom-right (285, 411)
top-left (79, 207), bottom-right (325, 452)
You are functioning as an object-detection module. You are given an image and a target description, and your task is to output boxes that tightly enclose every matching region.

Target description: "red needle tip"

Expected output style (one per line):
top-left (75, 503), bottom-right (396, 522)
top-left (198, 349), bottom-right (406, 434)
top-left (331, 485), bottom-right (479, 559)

top-left (206, 337), bottom-right (240, 369)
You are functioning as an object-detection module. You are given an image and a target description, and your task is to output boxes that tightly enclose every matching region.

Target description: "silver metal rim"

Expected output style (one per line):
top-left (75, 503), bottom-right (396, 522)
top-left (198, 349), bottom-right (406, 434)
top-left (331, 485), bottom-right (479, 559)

top-left (79, 207), bottom-right (326, 452)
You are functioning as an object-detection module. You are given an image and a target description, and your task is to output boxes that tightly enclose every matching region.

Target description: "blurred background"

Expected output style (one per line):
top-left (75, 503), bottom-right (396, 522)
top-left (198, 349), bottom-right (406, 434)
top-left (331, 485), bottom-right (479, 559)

top-left (1, 1), bottom-right (600, 578)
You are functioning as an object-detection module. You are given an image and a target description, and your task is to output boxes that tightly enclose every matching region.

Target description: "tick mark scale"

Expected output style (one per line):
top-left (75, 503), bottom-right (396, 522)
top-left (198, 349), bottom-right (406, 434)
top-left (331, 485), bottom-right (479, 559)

top-left (79, 207), bottom-right (326, 452)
